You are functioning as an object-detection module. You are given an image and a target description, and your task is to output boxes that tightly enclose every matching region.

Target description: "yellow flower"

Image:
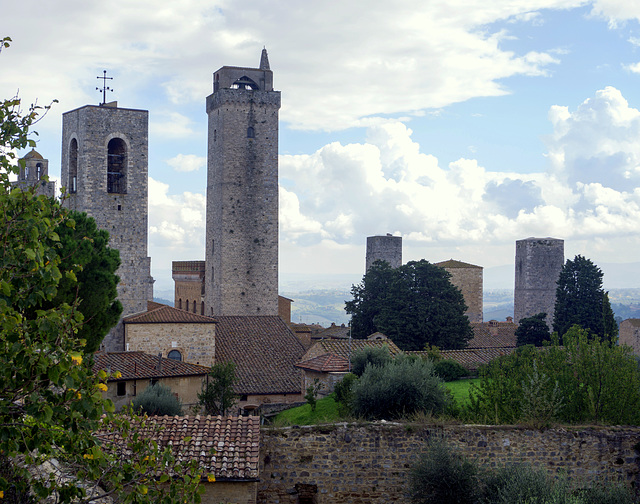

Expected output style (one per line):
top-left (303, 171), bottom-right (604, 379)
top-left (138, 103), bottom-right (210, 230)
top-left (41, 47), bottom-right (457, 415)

top-left (76, 391), bottom-right (82, 399)
top-left (70, 354), bottom-right (82, 365)
top-left (113, 371), bottom-right (122, 379)
top-left (0, 489), bottom-right (4, 498)
top-left (83, 454), bottom-right (93, 460)
top-left (97, 383), bottom-right (108, 392)
top-left (207, 474), bottom-right (216, 483)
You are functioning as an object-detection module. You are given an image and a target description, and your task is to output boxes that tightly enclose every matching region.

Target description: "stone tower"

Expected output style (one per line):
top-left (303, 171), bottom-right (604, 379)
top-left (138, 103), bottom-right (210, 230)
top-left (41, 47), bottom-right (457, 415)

top-left (365, 234), bottom-right (402, 271)
top-left (514, 237), bottom-right (564, 329)
top-left (61, 102), bottom-right (154, 351)
top-left (435, 259), bottom-right (483, 323)
top-left (205, 49), bottom-right (281, 316)
top-left (13, 149), bottom-right (56, 198)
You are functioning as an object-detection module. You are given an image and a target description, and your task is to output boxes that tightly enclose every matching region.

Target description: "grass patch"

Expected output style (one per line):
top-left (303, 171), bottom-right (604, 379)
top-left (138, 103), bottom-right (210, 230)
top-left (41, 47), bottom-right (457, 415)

top-left (445, 378), bottom-right (480, 407)
top-left (273, 395), bottom-right (341, 425)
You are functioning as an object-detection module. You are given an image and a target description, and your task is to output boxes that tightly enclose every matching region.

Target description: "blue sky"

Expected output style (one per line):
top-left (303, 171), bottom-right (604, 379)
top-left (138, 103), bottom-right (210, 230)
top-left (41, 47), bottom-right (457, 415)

top-left (3, 0), bottom-right (640, 293)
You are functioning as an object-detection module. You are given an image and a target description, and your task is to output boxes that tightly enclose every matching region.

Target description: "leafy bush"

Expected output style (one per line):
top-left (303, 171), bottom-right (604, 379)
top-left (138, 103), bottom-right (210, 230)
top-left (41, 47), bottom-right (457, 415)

top-left (434, 359), bottom-right (468, 381)
top-left (333, 372), bottom-right (357, 415)
top-left (351, 356), bottom-right (446, 420)
top-left (198, 361), bottom-right (238, 416)
top-left (408, 439), bottom-right (478, 504)
top-left (132, 383), bottom-right (182, 416)
top-left (304, 378), bottom-right (324, 411)
top-left (350, 345), bottom-right (392, 377)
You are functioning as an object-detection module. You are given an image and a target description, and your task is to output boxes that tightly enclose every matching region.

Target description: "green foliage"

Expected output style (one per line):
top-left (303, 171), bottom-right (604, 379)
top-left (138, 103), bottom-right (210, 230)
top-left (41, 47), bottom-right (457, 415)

top-left (553, 255), bottom-right (617, 342)
top-left (0, 42), bottom-right (203, 502)
top-left (132, 383), bottom-right (182, 416)
top-left (304, 378), bottom-right (325, 411)
top-left (351, 356), bottom-right (447, 420)
top-left (466, 327), bottom-right (640, 425)
top-left (350, 345), bottom-right (392, 376)
top-left (408, 438), bottom-right (478, 504)
top-left (272, 395), bottom-right (340, 426)
top-left (346, 260), bottom-right (473, 350)
top-left (434, 359), bottom-right (468, 381)
top-left (198, 361), bottom-right (239, 416)
top-left (333, 372), bottom-right (357, 415)
top-left (515, 312), bottom-right (551, 347)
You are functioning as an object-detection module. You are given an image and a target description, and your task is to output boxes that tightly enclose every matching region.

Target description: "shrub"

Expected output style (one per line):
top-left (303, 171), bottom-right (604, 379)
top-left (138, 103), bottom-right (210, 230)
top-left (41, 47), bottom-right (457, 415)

top-left (350, 345), bottom-right (392, 377)
top-left (434, 359), bottom-right (468, 381)
top-left (198, 361), bottom-right (238, 416)
top-left (333, 372), bottom-right (357, 415)
top-left (132, 383), bottom-right (182, 416)
top-left (408, 438), bottom-right (478, 504)
top-left (304, 378), bottom-right (324, 411)
top-left (351, 356), bottom-right (446, 420)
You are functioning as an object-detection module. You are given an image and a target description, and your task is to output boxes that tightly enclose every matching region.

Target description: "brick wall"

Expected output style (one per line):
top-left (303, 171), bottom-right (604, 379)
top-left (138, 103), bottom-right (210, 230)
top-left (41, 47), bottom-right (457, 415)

top-left (258, 423), bottom-right (640, 503)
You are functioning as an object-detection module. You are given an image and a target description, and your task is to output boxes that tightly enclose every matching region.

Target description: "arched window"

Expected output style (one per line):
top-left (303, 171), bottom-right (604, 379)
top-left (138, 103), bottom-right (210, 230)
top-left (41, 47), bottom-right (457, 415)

top-left (201, 301), bottom-right (204, 315)
top-left (247, 126), bottom-right (255, 138)
top-left (167, 350), bottom-right (182, 361)
top-left (107, 138), bottom-right (127, 194)
top-left (185, 300), bottom-right (190, 312)
top-left (36, 163), bottom-right (43, 180)
top-left (178, 298), bottom-right (182, 310)
top-left (192, 302), bottom-right (196, 313)
top-left (69, 139), bottom-right (78, 193)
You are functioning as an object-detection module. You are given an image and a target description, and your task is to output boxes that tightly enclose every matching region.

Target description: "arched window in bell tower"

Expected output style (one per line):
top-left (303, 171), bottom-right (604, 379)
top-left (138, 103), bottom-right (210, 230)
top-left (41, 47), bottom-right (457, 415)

top-left (69, 138), bottom-right (78, 193)
top-left (107, 138), bottom-right (127, 194)
top-left (36, 163), bottom-right (43, 180)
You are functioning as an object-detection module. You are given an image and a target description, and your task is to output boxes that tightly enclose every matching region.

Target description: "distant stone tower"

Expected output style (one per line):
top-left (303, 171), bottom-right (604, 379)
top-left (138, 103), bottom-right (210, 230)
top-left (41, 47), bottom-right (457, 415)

top-left (204, 49), bottom-right (281, 316)
top-left (61, 102), bottom-right (154, 351)
top-left (435, 259), bottom-right (483, 323)
top-left (13, 149), bottom-right (56, 197)
top-left (514, 237), bottom-right (564, 329)
top-left (366, 234), bottom-right (402, 271)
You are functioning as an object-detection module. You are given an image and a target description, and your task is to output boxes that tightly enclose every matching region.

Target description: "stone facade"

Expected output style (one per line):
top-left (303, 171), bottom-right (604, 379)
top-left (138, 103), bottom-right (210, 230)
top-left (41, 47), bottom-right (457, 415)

top-left (12, 149), bottom-right (56, 197)
top-left (173, 260), bottom-right (205, 314)
top-left (259, 423), bottom-right (640, 504)
top-left (365, 234), bottom-right (402, 271)
top-left (104, 374), bottom-right (206, 411)
top-left (205, 49), bottom-right (280, 317)
top-left (619, 319), bottom-right (640, 354)
top-left (514, 237), bottom-right (564, 329)
top-left (61, 103), bottom-right (154, 351)
top-left (436, 259), bottom-right (483, 323)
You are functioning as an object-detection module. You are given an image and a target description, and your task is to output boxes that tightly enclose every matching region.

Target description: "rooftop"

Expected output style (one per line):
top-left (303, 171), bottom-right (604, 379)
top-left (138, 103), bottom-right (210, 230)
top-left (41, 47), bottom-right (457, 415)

top-left (93, 351), bottom-right (210, 380)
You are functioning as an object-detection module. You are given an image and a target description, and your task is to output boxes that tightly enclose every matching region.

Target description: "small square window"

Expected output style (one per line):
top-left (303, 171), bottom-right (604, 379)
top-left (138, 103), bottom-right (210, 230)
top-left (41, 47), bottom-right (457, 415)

top-left (117, 382), bottom-right (126, 396)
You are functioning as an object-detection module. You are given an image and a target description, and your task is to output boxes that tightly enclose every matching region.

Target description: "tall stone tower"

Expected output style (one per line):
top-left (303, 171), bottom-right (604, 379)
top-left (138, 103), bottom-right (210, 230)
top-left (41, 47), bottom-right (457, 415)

top-left (435, 259), bottom-right (483, 323)
top-left (366, 234), bottom-right (402, 271)
top-left (205, 49), bottom-right (281, 316)
top-left (12, 149), bottom-right (56, 198)
top-left (61, 102), bottom-right (154, 351)
top-left (514, 237), bottom-right (564, 329)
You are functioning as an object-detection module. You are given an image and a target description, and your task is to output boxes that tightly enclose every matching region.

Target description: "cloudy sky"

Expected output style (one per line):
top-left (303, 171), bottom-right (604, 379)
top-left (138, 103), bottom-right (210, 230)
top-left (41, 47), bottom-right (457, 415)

top-left (3, 0), bottom-right (640, 292)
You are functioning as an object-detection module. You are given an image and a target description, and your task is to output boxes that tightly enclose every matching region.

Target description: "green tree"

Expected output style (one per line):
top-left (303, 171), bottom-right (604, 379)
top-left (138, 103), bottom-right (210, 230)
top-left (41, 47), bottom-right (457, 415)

top-left (515, 312), bottom-right (551, 347)
top-left (198, 361), bottom-right (239, 416)
top-left (0, 39), bottom-right (202, 502)
top-left (346, 260), bottom-right (472, 351)
top-left (350, 345), bottom-right (392, 377)
top-left (602, 291), bottom-right (618, 343)
top-left (553, 255), bottom-right (607, 340)
top-left (132, 383), bottom-right (182, 416)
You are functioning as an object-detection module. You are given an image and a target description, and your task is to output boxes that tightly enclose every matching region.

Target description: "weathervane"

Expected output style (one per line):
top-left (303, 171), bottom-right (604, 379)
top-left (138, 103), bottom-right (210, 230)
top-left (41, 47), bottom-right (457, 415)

top-left (96, 70), bottom-right (113, 105)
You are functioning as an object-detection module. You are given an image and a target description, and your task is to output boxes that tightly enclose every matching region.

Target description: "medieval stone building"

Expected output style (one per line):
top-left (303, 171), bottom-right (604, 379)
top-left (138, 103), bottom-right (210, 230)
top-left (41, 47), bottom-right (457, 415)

top-left (12, 149), bottom-right (56, 197)
top-left (514, 237), bottom-right (564, 329)
top-left (60, 102), bottom-right (154, 351)
top-left (435, 259), bottom-right (483, 323)
top-left (365, 234), bottom-right (402, 271)
top-left (204, 49), bottom-right (280, 317)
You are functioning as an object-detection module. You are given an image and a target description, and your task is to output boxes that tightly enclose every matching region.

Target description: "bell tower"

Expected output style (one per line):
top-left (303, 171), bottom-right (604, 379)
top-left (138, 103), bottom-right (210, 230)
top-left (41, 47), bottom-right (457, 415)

top-left (205, 49), bottom-right (281, 316)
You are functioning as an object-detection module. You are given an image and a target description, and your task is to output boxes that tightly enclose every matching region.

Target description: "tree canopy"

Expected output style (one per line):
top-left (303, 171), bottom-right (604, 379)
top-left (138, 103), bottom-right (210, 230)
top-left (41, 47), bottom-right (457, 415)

top-left (553, 255), bottom-right (617, 342)
top-left (345, 259), bottom-right (473, 351)
top-left (515, 312), bottom-right (551, 347)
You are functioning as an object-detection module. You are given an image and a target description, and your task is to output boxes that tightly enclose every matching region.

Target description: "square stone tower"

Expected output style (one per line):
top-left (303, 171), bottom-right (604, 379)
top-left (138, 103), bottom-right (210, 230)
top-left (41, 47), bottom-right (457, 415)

top-left (204, 49), bottom-right (281, 316)
top-left (435, 259), bottom-right (483, 323)
top-left (514, 237), bottom-right (564, 328)
top-left (12, 149), bottom-right (56, 198)
top-left (365, 234), bottom-right (402, 271)
top-left (61, 102), bottom-right (154, 351)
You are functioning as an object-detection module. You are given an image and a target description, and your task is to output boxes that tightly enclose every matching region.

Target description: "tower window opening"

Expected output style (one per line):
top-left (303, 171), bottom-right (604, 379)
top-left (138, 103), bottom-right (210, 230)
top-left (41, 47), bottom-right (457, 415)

top-left (167, 350), bottom-right (182, 361)
top-left (24, 165), bottom-right (30, 180)
top-left (231, 76), bottom-right (259, 90)
top-left (69, 138), bottom-right (78, 193)
top-left (107, 138), bottom-right (127, 194)
top-left (247, 126), bottom-right (255, 138)
top-left (201, 301), bottom-right (204, 315)
top-left (36, 163), bottom-right (43, 180)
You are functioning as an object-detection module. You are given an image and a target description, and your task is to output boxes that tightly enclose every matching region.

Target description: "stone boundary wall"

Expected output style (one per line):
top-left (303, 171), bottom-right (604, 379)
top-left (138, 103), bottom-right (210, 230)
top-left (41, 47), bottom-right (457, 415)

top-left (258, 423), bottom-right (640, 504)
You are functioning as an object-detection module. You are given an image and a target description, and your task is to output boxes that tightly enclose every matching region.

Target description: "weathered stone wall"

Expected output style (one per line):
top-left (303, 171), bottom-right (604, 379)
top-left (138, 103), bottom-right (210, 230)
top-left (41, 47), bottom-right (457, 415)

top-left (61, 104), bottom-right (154, 351)
top-left (125, 322), bottom-right (215, 367)
top-left (437, 262), bottom-right (483, 323)
top-left (365, 235), bottom-right (402, 272)
top-left (258, 423), bottom-right (640, 504)
top-left (103, 375), bottom-right (205, 411)
top-left (620, 319), bottom-right (640, 355)
top-left (173, 260), bottom-right (206, 312)
top-left (514, 237), bottom-right (564, 328)
top-left (201, 481), bottom-right (257, 504)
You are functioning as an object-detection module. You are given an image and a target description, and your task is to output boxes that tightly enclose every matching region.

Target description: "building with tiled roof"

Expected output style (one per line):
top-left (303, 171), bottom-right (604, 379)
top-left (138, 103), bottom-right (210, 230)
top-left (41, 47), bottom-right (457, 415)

top-left (435, 258), bottom-right (483, 323)
top-left (124, 302), bottom-right (216, 366)
top-left (312, 322), bottom-right (351, 340)
top-left (93, 352), bottom-right (210, 410)
top-left (302, 338), bottom-right (402, 363)
top-left (214, 316), bottom-right (307, 410)
top-left (434, 347), bottom-right (516, 373)
top-left (468, 319), bottom-right (517, 349)
top-left (295, 353), bottom-right (350, 396)
top-left (101, 415), bottom-right (260, 502)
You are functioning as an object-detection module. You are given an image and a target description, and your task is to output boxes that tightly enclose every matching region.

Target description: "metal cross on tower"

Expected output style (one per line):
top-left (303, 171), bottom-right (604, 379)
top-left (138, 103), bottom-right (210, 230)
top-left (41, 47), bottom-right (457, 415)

top-left (96, 70), bottom-right (114, 105)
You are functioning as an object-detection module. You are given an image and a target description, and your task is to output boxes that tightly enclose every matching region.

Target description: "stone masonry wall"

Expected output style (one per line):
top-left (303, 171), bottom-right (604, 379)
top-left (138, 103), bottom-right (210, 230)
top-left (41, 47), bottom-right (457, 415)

top-left (365, 235), bottom-right (402, 272)
top-left (258, 423), bottom-right (640, 504)
top-left (442, 265), bottom-right (483, 323)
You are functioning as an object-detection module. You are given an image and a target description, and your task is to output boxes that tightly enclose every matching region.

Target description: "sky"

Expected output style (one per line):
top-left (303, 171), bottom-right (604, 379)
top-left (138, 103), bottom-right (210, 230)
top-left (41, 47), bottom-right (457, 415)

top-left (3, 0), bottom-right (640, 293)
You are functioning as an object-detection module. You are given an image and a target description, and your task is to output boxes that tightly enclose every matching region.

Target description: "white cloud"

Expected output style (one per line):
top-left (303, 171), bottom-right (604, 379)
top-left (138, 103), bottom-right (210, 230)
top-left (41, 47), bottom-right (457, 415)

top-left (166, 154), bottom-right (206, 172)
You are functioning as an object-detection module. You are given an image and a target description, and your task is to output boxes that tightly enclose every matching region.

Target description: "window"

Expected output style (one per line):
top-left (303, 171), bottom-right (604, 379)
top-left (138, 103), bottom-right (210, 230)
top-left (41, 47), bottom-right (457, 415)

top-left (201, 301), bottom-right (204, 315)
top-left (107, 138), bottom-right (127, 193)
top-left (116, 382), bottom-right (126, 396)
top-left (247, 126), bottom-right (255, 138)
top-left (178, 298), bottom-right (182, 310)
top-left (167, 350), bottom-right (182, 361)
top-left (186, 300), bottom-right (190, 312)
top-left (69, 138), bottom-right (78, 193)
top-left (36, 163), bottom-right (42, 180)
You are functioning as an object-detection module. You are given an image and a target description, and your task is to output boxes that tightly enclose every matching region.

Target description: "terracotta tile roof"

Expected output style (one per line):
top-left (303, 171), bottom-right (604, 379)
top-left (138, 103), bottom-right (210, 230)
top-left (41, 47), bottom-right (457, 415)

top-left (100, 415), bottom-right (259, 480)
top-left (214, 316), bottom-right (306, 395)
top-left (468, 321), bottom-right (517, 348)
top-left (290, 323), bottom-right (312, 333)
top-left (295, 353), bottom-right (350, 373)
top-left (303, 338), bottom-right (402, 361)
top-left (93, 352), bottom-right (210, 380)
top-left (123, 303), bottom-right (216, 324)
top-left (411, 347), bottom-right (516, 372)
top-left (313, 323), bottom-right (351, 339)
top-left (435, 259), bottom-right (482, 269)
